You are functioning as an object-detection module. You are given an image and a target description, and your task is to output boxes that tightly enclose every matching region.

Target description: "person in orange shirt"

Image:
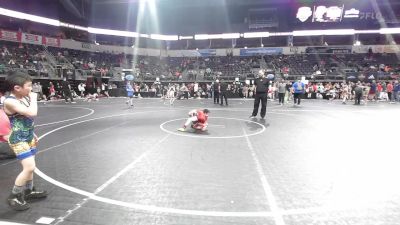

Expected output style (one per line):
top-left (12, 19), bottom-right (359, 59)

top-left (387, 81), bottom-right (394, 102)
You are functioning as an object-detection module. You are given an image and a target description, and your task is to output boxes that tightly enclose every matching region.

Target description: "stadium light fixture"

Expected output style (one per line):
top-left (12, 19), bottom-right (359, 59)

top-left (150, 34), bottom-right (179, 41)
top-left (0, 7), bottom-right (60, 26)
top-left (88, 27), bottom-right (139, 38)
top-left (380, 28), bottom-right (400, 34)
top-left (269, 32), bottom-right (294, 36)
top-left (179, 36), bottom-right (193, 40)
top-left (220, 33), bottom-right (240, 39)
top-left (243, 32), bottom-right (270, 38)
top-left (195, 33), bottom-right (240, 40)
top-left (139, 34), bottom-right (149, 38)
top-left (73, 25), bottom-right (88, 31)
top-left (355, 30), bottom-right (380, 34)
top-left (324, 29), bottom-right (355, 35)
top-left (195, 34), bottom-right (210, 40)
top-left (293, 29), bottom-right (355, 36)
top-left (60, 22), bottom-right (88, 31)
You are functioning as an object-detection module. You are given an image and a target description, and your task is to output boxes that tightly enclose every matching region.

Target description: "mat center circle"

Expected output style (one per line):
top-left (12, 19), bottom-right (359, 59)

top-left (160, 117), bottom-right (266, 139)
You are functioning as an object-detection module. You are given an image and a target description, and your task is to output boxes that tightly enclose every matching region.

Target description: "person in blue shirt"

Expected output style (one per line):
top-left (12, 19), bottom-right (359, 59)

top-left (393, 81), bottom-right (400, 102)
top-left (369, 80), bottom-right (377, 101)
top-left (292, 79), bottom-right (305, 106)
top-left (125, 81), bottom-right (134, 107)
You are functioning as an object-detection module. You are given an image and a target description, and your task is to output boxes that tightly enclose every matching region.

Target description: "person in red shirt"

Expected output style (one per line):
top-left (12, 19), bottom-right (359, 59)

top-left (387, 81), bottom-right (393, 102)
top-left (377, 83), bottom-right (383, 98)
top-left (312, 83), bottom-right (317, 99)
top-left (178, 109), bottom-right (210, 132)
top-left (0, 108), bottom-right (11, 142)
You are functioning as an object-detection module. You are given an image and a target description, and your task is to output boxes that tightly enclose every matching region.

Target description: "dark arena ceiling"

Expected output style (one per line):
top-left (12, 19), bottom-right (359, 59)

top-left (1, 0), bottom-right (400, 35)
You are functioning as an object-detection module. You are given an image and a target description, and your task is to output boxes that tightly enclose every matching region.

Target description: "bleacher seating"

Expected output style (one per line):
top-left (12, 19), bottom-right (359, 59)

top-left (1, 38), bottom-right (400, 83)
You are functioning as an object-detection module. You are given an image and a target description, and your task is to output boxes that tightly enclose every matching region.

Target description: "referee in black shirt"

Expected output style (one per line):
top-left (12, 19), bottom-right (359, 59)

top-left (250, 72), bottom-right (269, 119)
top-left (219, 79), bottom-right (228, 106)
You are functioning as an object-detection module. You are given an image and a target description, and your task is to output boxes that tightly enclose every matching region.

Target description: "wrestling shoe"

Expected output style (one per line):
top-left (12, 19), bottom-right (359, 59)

top-left (7, 193), bottom-right (30, 211)
top-left (24, 187), bottom-right (47, 201)
top-left (177, 128), bottom-right (185, 132)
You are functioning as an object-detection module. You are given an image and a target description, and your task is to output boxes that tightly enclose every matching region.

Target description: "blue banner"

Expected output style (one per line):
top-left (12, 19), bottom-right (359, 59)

top-left (240, 47), bottom-right (283, 56)
top-left (197, 49), bottom-right (217, 57)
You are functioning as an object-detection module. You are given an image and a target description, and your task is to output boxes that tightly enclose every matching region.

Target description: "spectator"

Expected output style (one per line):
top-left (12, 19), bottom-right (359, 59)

top-left (278, 79), bottom-right (286, 105)
top-left (387, 81), bottom-right (393, 102)
top-left (78, 82), bottom-right (86, 97)
top-left (61, 78), bottom-right (75, 103)
top-left (292, 79), bottom-right (305, 106)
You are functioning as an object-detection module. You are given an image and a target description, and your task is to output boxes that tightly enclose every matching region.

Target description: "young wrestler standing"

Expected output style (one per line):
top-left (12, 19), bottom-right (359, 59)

top-left (3, 71), bottom-right (47, 211)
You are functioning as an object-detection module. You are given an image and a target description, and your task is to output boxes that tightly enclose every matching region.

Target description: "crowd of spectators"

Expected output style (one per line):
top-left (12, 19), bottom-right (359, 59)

top-left (201, 55), bottom-right (259, 81)
top-left (1, 37), bottom-right (400, 87)
top-left (265, 53), bottom-right (400, 82)
top-left (266, 80), bottom-right (400, 104)
top-left (0, 41), bottom-right (49, 76)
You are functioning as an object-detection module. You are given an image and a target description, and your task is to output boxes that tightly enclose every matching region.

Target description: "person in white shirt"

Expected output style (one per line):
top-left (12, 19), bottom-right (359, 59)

top-left (78, 83), bottom-right (86, 97)
top-left (194, 83), bottom-right (199, 98)
top-left (167, 85), bottom-right (176, 105)
top-left (101, 83), bottom-right (109, 98)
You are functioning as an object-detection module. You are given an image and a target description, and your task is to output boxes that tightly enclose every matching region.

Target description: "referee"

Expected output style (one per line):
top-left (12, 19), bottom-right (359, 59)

top-left (250, 72), bottom-right (269, 119)
top-left (219, 79), bottom-right (228, 106)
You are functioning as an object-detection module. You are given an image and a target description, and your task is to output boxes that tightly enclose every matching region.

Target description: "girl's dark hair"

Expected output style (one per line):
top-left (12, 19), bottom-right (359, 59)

top-left (5, 71), bottom-right (32, 91)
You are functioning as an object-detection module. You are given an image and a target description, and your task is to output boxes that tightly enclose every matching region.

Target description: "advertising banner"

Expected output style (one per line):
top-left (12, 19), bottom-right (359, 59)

top-left (240, 47), bottom-right (283, 56)
top-left (0, 30), bottom-right (21, 42)
top-left (81, 43), bottom-right (92, 49)
top-left (347, 71), bottom-right (394, 81)
top-left (22, 33), bottom-right (42, 45)
top-left (42, 36), bottom-right (60, 47)
top-left (197, 49), bottom-right (217, 57)
top-left (306, 46), bottom-right (352, 54)
top-left (345, 72), bottom-right (359, 81)
top-left (383, 45), bottom-right (400, 53)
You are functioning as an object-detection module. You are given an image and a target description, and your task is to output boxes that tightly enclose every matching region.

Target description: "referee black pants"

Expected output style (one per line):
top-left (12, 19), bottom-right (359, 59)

top-left (63, 90), bottom-right (74, 102)
top-left (220, 92), bottom-right (228, 105)
top-left (213, 91), bottom-right (219, 104)
top-left (278, 93), bottom-right (285, 104)
top-left (355, 93), bottom-right (362, 105)
top-left (252, 92), bottom-right (267, 118)
top-left (293, 93), bottom-right (302, 105)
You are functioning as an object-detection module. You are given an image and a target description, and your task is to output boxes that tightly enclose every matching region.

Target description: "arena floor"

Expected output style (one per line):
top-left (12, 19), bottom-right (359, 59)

top-left (0, 97), bottom-right (399, 225)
